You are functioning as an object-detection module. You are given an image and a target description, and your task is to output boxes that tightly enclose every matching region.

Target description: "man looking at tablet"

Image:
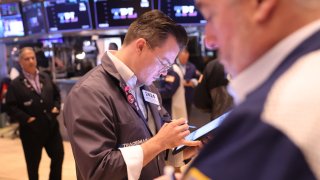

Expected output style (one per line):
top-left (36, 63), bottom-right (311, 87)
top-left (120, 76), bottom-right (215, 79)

top-left (64, 10), bottom-right (200, 180)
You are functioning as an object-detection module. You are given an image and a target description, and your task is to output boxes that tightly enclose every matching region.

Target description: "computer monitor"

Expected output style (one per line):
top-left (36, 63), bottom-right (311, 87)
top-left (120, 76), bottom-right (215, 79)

top-left (0, 2), bottom-right (25, 38)
top-left (39, 37), bottom-right (64, 58)
top-left (159, 0), bottom-right (206, 25)
top-left (94, 0), bottom-right (155, 28)
top-left (22, 1), bottom-right (47, 35)
top-left (44, 0), bottom-right (92, 32)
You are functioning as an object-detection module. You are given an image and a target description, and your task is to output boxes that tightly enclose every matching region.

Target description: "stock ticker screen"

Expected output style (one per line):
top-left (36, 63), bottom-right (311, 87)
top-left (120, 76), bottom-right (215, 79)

top-left (159, 0), bottom-right (206, 25)
top-left (0, 2), bottom-right (25, 38)
top-left (22, 2), bottom-right (47, 35)
top-left (94, 0), bottom-right (154, 28)
top-left (44, 0), bottom-right (92, 32)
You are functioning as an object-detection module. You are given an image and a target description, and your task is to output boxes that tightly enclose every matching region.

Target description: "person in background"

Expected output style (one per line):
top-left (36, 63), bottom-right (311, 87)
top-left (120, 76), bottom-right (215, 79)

top-left (8, 47), bottom-right (22, 80)
top-left (157, 0), bottom-right (320, 179)
top-left (0, 76), bottom-right (11, 127)
top-left (63, 10), bottom-right (200, 180)
top-left (176, 48), bottom-right (201, 117)
top-left (156, 66), bottom-right (188, 120)
top-left (108, 42), bottom-right (119, 50)
top-left (5, 47), bottom-right (64, 180)
top-left (193, 59), bottom-right (233, 120)
top-left (0, 77), bottom-right (11, 110)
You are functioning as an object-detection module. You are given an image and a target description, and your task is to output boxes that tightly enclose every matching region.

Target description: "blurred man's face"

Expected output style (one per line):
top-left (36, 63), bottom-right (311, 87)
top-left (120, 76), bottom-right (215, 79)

top-left (19, 49), bottom-right (37, 75)
top-left (178, 48), bottom-right (190, 65)
top-left (196, 0), bottom-right (252, 76)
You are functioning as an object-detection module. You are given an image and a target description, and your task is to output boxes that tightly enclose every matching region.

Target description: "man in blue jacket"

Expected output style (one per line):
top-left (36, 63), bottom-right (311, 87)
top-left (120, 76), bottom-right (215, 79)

top-left (178, 0), bottom-right (320, 179)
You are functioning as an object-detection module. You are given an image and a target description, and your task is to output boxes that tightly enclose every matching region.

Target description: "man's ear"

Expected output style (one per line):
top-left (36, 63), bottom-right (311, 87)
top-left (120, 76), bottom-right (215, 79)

top-left (135, 38), bottom-right (146, 54)
top-left (254, 0), bottom-right (277, 22)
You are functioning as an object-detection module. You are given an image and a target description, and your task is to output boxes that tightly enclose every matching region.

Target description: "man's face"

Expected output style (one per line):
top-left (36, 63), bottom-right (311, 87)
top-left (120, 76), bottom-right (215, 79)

top-left (19, 49), bottom-right (37, 74)
top-left (137, 35), bottom-right (180, 85)
top-left (178, 48), bottom-right (190, 65)
top-left (197, 0), bottom-right (252, 76)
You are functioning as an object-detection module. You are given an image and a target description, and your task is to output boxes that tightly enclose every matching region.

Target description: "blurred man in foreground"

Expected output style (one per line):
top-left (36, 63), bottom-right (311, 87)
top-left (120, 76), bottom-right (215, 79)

top-left (157, 0), bottom-right (320, 179)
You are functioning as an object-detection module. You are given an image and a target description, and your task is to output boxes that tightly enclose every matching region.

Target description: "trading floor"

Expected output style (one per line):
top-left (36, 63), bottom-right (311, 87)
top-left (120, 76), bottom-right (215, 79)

top-left (0, 138), bottom-right (76, 180)
top-left (0, 106), bottom-right (209, 180)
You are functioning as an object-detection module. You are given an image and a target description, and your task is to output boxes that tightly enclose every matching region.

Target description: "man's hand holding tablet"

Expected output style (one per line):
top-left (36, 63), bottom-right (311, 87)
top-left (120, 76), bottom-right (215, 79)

top-left (172, 111), bottom-right (231, 155)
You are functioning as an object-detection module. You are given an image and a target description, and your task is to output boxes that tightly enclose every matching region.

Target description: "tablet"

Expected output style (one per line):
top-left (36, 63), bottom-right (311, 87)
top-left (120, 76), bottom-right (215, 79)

top-left (172, 111), bottom-right (231, 155)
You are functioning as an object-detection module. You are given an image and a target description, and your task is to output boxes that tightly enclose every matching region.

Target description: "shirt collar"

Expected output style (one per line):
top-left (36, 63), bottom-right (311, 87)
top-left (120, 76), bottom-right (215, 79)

top-left (229, 19), bottom-right (320, 105)
top-left (22, 69), bottom-right (39, 79)
top-left (107, 51), bottom-right (140, 89)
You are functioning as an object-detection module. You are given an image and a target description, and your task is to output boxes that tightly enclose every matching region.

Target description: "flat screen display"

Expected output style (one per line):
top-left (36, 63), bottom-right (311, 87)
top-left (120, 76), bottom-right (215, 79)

top-left (0, 2), bottom-right (25, 38)
top-left (39, 37), bottom-right (64, 58)
top-left (172, 111), bottom-right (231, 155)
top-left (22, 1), bottom-right (46, 35)
top-left (94, 0), bottom-right (154, 28)
top-left (44, 0), bottom-right (92, 32)
top-left (159, 0), bottom-right (206, 25)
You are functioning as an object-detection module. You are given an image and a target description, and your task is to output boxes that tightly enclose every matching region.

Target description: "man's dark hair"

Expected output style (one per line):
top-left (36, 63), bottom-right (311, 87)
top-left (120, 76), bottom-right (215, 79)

top-left (108, 42), bottom-right (118, 50)
top-left (124, 10), bottom-right (188, 50)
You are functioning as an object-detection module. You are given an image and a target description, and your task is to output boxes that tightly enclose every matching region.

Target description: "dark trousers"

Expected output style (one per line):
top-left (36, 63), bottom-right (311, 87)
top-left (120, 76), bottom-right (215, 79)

top-left (20, 120), bottom-right (64, 180)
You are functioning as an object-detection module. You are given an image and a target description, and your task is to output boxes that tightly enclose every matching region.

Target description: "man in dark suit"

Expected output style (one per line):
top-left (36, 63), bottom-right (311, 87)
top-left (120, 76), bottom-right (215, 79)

top-left (194, 60), bottom-right (233, 120)
top-left (5, 47), bottom-right (64, 180)
top-left (155, 68), bottom-right (180, 116)
top-left (176, 48), bottom-right (201, 117)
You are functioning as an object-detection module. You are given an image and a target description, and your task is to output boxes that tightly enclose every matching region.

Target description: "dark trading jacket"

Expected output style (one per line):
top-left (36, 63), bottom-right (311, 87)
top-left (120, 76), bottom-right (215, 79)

top-left (155, 68), bottom-right (180, 116)
top-left (5, 72), bottom-right (61, 130)
top-left (194, 60), bottom-right (233, 119)
top-left (179, 62), bottom-right (200, 111)
top-left (63, 52), bottom-right (169, 180)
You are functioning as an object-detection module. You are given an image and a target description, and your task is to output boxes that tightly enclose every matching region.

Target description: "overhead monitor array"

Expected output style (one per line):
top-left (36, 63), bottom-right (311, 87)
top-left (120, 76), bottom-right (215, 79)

top-left (0, 0), bottom-right (205, 38)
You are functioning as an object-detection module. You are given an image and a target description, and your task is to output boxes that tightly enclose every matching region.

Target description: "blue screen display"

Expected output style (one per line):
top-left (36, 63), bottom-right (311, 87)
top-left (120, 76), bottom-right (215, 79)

top-left (44, 0), bottom-right (92, 32)
top-left (159, 0), bottom-right (206, 25)
top-left (0, 2), bottom-right (25, 38)
top-left (22, 2), bottom-right (46, 35)
top-left (94, 0), bottom-right (154, 28)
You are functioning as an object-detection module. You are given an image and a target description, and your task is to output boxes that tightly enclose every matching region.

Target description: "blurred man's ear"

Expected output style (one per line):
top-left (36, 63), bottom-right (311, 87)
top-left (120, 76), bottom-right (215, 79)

top-left (253, 0), bottom-right (277, 23)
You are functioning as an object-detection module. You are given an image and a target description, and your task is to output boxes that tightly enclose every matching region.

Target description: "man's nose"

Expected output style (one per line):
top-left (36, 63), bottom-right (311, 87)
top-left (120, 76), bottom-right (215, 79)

top-left (29, 58), bottom-right (36, 62)
top-left (204, 25), bottom-right (218, 50)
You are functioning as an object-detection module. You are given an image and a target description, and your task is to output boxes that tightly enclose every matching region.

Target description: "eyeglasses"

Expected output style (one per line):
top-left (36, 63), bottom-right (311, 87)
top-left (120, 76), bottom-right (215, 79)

top-left (145, 40), bottom-right (173, 71)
